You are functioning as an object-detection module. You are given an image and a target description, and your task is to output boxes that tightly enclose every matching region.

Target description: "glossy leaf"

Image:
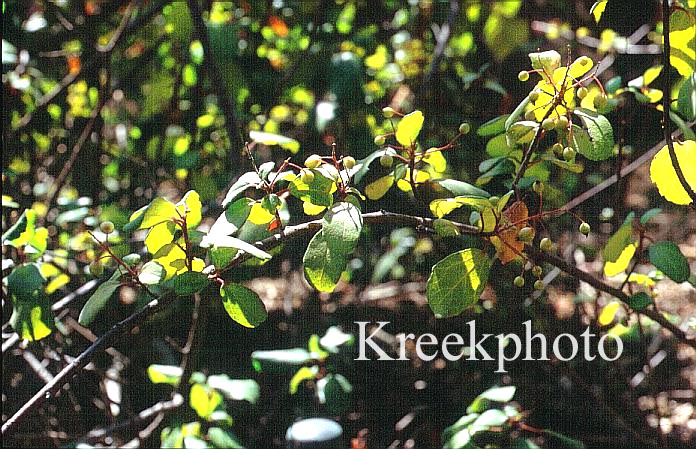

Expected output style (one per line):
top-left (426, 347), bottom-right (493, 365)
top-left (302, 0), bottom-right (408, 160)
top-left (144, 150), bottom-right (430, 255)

top-left (220, 283), bottom-right (267, 328)
top-left (573, 109), bottom-right (614, 161)
top-left (395, 110), bottom-right (424, 147)
top-left (79, 270), bottom-right (122, 326)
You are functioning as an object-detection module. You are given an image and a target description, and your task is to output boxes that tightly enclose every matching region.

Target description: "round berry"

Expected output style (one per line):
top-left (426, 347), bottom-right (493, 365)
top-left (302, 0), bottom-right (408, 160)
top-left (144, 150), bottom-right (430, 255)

top-left (524, 110), bottom-right (537, 121)
top-left (563, 147), bottom-right (576, 161)
top-left (593, 94), bottom-right (608, 109)
top-left (518, 70), bottom-right (530, 82)
top-left (534, 280), bottom-right (545, 291)
top-left (374, 135), bottom-right (386, 146)
top-left (577, 86), bottom-right (588, 99)
top-left (89, 260), bottom-right (104, 277)
top-left (343, 156), bottom-right (356, 170)
top-left (542, 117), bottom-right (556, 131)
top-left (552, 142), bottom-right (564, 155)
top-left (305, 154), bottom-right (322, 168)
top-left (532, 265), bottom-right (543, 277)
top-left (529, 90), bottom-right (540, 102)
top-left (489, 196), bottom-right (500, 206)
top-left (557, 116), bottom-right (569, 130)
top-left (518, 226), bottom-right (535, 243)
top-left (458, 122), bottom-right (471, 135)
top-left (579, 222), bottom-right (591, 236)
top-left (514, 276), bottom-right (525, 287)
top-left (533, 180), bottom-right (544, 194)
top-left (540, 237), bottom-right (553, 252)
top-left (300, 169), bottom-right (315, 184)
top-left (382, 106), bottom-right (395, 118)
top-left (379, 153), bottom-right (394, 168)
top-left (99, 221), bottom-right (115, 234)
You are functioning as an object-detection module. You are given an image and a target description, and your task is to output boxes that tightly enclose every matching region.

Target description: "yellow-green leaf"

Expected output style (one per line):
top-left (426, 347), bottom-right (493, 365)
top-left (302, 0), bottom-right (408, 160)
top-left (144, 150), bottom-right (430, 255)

top-left (395, 110), bottom-right (424, 147)
top-left (140, 197), bottom-right (177, 229)
top-left (176, 190), bottom-right (202, 228)
top-left (650, 140), bottom-right (696, 205)
top-left (220, 283), bottom-right (268, 328)
top-left (604, 243), bottom-right (636, 277)
top-left (190, 383), bottom-right (222, 419)
top-left (365, 175), bottom-right (394, 200)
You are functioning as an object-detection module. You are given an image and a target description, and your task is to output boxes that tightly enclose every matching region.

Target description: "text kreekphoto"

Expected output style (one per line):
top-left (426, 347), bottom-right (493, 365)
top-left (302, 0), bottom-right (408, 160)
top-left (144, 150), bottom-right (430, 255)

top-left (355, 320), bottom-right (623, 373)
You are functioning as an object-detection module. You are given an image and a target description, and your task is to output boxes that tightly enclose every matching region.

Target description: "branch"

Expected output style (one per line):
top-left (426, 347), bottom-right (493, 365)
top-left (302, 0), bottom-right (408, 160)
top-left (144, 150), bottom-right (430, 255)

top-left (186, 0), bottom-right (243, 166)
top-left (529, 247), bottom-right (695, 348)
top-left (176, 292), bottom-right (208, 399)
top-left (661, 0), bottom-right (696, 204)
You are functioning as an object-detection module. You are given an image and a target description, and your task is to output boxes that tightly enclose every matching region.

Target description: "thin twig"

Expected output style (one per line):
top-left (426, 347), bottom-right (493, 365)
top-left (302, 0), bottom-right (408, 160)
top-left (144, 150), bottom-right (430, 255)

top-left (177, 292), bottom-right (208, 399)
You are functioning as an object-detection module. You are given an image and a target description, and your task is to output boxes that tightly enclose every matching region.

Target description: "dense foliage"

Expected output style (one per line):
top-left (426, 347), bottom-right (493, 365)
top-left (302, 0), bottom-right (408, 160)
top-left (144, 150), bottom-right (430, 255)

top-left (2, 1), bottom-right (695, 448)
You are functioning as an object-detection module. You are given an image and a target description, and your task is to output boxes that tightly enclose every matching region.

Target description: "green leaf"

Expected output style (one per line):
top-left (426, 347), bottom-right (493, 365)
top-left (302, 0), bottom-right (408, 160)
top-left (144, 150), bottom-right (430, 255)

top-left (303, 202), bottom-right (363, 292)
top-left (649, 241), bottom-right (690, 283)
top-left (207, 376), bottom-right (260, 403)
top-left (467, 386), bottom-right (516, 414)
top-left (573, 108), bottom-right (614, 161)
top-left (221, 172), bottom-right (263, 208)
top-left (138, 261), bottom-right (165, 285)
top-left (207, 427), bottom-right (244, 449)
top-left (2, 209), bottom-right (36, 247)
top-left (432, 179), bottom-right (491, 198)
top-left (640, 208), bottom-right (662, 225)
top-left (542, 430), bottom-right (586, 449)
top-left (426, 249), bottom-right (492, 318)
top-left (201, 233), bottom-right (272, 260)
top-left (628, 292), bottom-right (653, 311)
top-left (164, 271), bottom-right (209, 295)
top-left (352, 148), bottom-right (397, 184)
top-left (677, 73), bottom-right (696, 120)
top-left (603, 222), bottom-right (634, 264)
top-left (566, 125), bottom-right (593, 158)
top-left (78, 270), bottom-right (122, 326)
top-left (7, 264), bottom-right (53, 341)
top-left (316, 373), bottom-right (352, 414)
top-left (220, 283), bottom-right (267, 328)
top-left (505, 96), bottom-right (531, 131)
top-left (395, 110), bottom-right (424, 146)
top-left (147, 364), bottom-right (183, 385)
top-left (288, 169), bottom-right (336, 207)
top-left (477, 115), bottom-right (509, 137)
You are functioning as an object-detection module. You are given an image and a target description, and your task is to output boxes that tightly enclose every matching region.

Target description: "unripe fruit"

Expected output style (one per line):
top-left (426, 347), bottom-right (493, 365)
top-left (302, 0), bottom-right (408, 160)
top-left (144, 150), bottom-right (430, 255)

top-left (100, 221), bottom-right (115, 234)
top-left (524, 110), bottom-right (537, 121)
top-left (300, 169), bottom-right (315, 184)
top-left (529, 90), bottom-right (540, 102)
top-left (89, 260), bottom-right (104, 277)
top-left (379, 153), bottom-right (393, 167)
top-left (489, 196), bottom-right (500, 206)
top-left (593, 94), bottom-right (608, 109)
top-left (458, 122), bottom-right (471, 135)
top-left (123, 253), bottom-right (142, 266)
top-left (577, 86), bottom-right (588, 99)
top-left (533, 180), bottom-right (544, 194)
top-left (540, 237), bottom-right (553, 252)
top-left (305, 154), bottom-right (322, 168)
top-left (542, 117), bottom-right (556, 130)
top-left (557, 116), bottom-right (569, 130)
top-left (343, 156), bottom-right (356, 170)
top-left (518, 226), bottom-right (535, 243)
top-left (382, 106), bottom-right (395, 118)
top-left (579, 222), bottom-right (591, 236)
top-left (534, 280), bottom-right (545, 291)
top-left (532, 265), bottom-right (543, 277)
top-left (374, 135), bottom-right (386, 146)
top-left (563, 147), bottom-right (576, 161)
top-left (552, 142), bottom-right (564, 155)
top-left (518, 70), bottom-right (530, 82)
top-left (514, 276), bottom-right (525, 287)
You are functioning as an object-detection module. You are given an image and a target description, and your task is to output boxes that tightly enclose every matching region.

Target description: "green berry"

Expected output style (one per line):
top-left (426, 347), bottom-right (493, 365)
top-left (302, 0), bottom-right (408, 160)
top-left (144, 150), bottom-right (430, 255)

top-left (557, 116), bottom-right (569, 130)
top-left (542, 117), bottom-right (556, 131)
top-left (514, 276), bottom-right (525, 287)
top-left (300, 168), bottom-right (315, 184)
top-left (374, 135), bottom-right (386, 146)
top-left (593, 94), bottom-right (608, 109)
top-left (382, 106), bottom-right (395, 118)
top-left (529, 90), bottom-right (540, 102)
top-left (534, 280), bottom-right (545, 291)
top-left (579, 222), bottom-right (591, 236)
top-left (552, 142), bottom-right (564, 155)
top-left (563, 147), bottom-right (576, 161)
top-left (532, 265), bottom-right (543, 277)
top-left (343, 156), bottom-right (356, 170)
top-left (524, 110), bottom-right (537, 121)
top-left (99, 221), bottom-right (115, 234)
top-left (577, 86), bottom-right (588, 99)
top-left (458, 122), bottom-right (471, 135)
top-left (540, 237), bottom-right (553, 252)
top-left (122, 253), bottom-right (142, 266)
top-left (518, 226), bottom-right (535, 243)
top-left (489, 196), bottom-right (500, 206)
top-left (533, 180), bottom-right (544, 194)
top-left (89, 260), bottom-right (104, 277)
top-left (518, 70), bottom-right (530, 82)
top-left (379, 153), bottom-right (394, 167)
top-left (305, 154), bottom-right (322, 168)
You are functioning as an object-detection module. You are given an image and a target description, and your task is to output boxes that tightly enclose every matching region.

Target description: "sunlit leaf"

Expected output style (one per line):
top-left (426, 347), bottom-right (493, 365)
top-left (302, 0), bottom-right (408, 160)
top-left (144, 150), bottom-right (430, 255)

top-left (599, 301), bottom-right (621, 326)
top-left (220, 283), bottom-right (268, 328)
top-left (395, 110), bottom-right (424, 147)
top-left (650, 140), bottom-right (696, 205)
